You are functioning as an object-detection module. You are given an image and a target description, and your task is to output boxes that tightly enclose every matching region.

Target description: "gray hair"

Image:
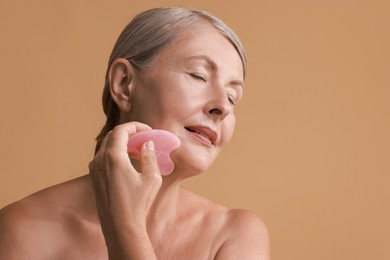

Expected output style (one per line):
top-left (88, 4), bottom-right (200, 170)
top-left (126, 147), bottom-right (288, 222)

top-left (95, 7), bottom-right (247, 153)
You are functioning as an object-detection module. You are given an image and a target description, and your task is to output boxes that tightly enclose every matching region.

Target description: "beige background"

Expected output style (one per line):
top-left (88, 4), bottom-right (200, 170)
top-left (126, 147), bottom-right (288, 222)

top-left (1, 0), bottom-right (389, 259)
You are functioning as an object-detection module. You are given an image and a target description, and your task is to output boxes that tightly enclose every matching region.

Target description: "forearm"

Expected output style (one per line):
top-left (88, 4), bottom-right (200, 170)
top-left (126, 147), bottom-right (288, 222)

top-left (89, 124), bottom-right (162, 259)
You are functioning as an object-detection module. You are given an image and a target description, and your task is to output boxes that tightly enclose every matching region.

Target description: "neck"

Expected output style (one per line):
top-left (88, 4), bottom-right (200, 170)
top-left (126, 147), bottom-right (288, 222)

top-left (146, 173), bottom-right (186, 241)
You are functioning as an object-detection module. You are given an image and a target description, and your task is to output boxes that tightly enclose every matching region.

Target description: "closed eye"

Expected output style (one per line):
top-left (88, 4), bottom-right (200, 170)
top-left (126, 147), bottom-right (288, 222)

top-left (190, 73), bottom-right (206, 82)
top-left (228, 95), bottom-right (236, 106)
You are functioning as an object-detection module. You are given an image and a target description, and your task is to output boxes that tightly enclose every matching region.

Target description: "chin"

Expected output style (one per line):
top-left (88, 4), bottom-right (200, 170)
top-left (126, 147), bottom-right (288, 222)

top-left (170, 148), bottom-right (218, 177)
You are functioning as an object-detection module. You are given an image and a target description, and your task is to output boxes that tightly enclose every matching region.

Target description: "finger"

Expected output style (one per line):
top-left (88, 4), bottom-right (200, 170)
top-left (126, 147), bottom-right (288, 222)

top-left (89, 130), bottom-right (112, 177)
top-left (104, 122), bottom-right (152, 171)
top-left (140, 141), bottom-right (161, 177)
top-left (108, 122), bottom-right (152, 154)
top-left (95, 130), bottom-right (112, 156)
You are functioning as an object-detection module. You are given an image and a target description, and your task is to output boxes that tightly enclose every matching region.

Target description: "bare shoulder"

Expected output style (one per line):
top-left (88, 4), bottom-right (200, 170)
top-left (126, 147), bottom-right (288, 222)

top-left (216, 209), bottom-right (270, 259)
top-left (180, 188), bottom-right (270, 259)
top-left (225, 209), bottom-right (269, 240)
top-left (0, 175), bottom-right (98, 259)
top-left (0, 192), bottom-right (57, 258)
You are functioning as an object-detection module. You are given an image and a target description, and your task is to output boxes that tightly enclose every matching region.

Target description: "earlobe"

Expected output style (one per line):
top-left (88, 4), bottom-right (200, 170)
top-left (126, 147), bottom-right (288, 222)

top-left (108, 58), bottom-right (135, 112)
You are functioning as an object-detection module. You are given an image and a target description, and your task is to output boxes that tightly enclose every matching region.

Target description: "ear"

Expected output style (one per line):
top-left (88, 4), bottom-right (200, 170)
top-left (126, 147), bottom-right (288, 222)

top-left (108, 58), bottom-right (136, 112)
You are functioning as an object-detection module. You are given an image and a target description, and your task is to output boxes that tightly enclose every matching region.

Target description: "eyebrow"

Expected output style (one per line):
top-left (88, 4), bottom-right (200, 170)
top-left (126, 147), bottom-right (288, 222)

top-left (185, 55), bottom-right (244, 88)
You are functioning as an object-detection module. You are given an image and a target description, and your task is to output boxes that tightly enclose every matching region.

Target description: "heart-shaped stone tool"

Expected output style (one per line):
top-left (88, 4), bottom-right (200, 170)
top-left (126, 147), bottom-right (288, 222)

top-left (127, 129), bottom-right (181, 175)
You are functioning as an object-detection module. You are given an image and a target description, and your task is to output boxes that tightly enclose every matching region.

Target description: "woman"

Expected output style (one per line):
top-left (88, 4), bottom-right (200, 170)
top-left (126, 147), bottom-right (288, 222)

top-left (0, 7), bottom-right (270, 259)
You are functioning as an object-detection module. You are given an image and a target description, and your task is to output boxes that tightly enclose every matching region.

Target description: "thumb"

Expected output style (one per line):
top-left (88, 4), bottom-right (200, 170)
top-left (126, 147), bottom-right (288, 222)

top-left (140, 141), bottom-right (161, 177)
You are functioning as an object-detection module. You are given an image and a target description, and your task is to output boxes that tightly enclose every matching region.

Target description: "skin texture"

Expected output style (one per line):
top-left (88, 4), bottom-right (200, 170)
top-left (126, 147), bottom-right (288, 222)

top-left (0, 26), bottom-right (270, 259)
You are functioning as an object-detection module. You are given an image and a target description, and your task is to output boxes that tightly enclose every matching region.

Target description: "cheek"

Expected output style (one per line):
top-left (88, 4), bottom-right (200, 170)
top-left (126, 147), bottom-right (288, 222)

top-left (220, 116), bottom-right (236, 145)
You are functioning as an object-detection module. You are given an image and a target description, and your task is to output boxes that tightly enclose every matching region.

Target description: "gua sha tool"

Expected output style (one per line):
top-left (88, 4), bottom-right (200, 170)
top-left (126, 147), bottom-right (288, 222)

top-left (127, 129), bottom-right (181, 176)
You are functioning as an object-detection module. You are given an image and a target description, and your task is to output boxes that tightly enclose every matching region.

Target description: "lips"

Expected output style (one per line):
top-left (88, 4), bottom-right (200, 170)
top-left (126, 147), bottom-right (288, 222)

top-left (185, 125), bottom-right (217, 145)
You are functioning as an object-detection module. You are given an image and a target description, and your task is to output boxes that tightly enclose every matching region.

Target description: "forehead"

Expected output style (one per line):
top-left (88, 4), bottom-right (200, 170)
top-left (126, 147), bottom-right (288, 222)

top-left (153, 26), bottom-right (244, 80)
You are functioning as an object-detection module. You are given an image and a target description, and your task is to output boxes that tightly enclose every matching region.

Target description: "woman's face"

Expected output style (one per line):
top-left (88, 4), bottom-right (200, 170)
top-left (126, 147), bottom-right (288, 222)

top-left (128, 26), bottom-right (244, 176)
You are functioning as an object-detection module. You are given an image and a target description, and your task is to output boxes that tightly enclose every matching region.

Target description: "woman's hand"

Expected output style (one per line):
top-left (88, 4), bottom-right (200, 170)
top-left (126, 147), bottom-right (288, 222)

top-left (88, 122), bottom-right (160, 259)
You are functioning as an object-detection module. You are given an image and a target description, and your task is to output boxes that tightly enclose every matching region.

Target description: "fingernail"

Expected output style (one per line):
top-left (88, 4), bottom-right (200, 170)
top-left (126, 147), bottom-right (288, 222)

top-left (146, 140), bottom-right (155, 151)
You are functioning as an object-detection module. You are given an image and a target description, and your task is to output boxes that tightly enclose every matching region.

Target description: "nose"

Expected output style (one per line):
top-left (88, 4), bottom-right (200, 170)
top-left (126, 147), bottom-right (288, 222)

top-left (204, 85), bottom-right (232, 121)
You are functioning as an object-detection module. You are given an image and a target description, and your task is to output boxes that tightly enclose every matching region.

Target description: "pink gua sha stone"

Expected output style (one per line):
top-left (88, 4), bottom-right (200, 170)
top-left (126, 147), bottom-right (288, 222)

top-left (127, 129), bottom-right (181, 176)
